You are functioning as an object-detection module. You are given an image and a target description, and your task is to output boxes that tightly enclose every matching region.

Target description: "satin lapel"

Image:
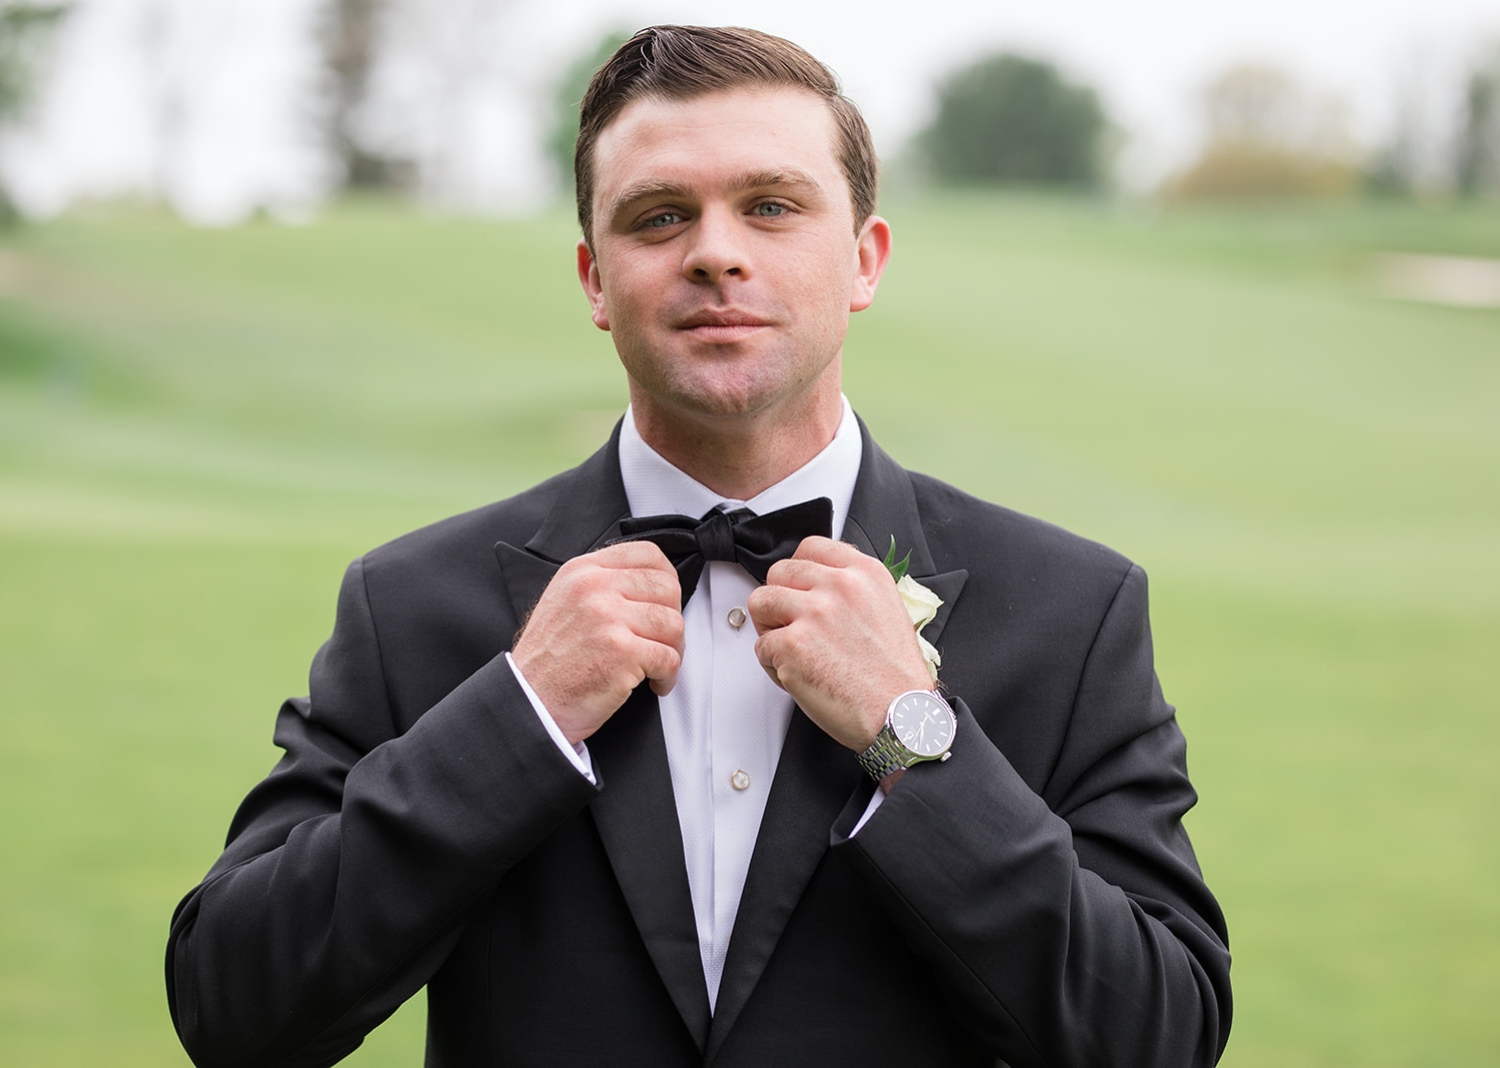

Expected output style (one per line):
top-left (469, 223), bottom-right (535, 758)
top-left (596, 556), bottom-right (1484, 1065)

top-left (492, 427), bottom-right (632, 636)
top-left (841, 505), bottom-right (967, 651)
top-left (588, 686), bottom-right (712, 1050)
top-left (491, 424), bottom-right (711, 1050)
top-left (841, 421), bottom-right (969, 651)
top-left (705, 420), bottom-right (970, 1059)
top-left (524, 420), bottom-right (632, 563)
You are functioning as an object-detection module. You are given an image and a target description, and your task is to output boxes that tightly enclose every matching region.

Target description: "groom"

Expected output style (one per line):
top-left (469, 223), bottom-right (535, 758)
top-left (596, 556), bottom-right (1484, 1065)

top-left (168, 25), bottom-right (1231, 1068)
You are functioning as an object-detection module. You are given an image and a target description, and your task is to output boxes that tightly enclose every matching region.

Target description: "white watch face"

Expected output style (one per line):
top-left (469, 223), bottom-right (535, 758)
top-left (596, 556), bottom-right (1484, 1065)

top-left (889, 691), bottom-right (955, 758)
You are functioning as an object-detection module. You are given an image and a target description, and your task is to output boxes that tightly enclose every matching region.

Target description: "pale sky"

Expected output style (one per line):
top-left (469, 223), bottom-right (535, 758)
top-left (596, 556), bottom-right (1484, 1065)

top-left (4, 0), bottom-right (1496, 222)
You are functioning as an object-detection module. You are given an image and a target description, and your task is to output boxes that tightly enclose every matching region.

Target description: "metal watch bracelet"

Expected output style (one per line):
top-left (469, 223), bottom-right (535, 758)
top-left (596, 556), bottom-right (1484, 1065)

top-left (857, 726), bottom-right (915, 782)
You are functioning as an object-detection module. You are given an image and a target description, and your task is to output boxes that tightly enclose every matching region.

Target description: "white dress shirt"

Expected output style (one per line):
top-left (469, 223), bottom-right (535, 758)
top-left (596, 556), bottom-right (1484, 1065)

top-left (509, 395), bottom-right (864, 1010)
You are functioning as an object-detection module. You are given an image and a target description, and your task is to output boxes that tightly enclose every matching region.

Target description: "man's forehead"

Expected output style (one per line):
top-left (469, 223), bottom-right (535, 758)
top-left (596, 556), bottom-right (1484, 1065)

top-left (594, 89), bottom-right (838, 172)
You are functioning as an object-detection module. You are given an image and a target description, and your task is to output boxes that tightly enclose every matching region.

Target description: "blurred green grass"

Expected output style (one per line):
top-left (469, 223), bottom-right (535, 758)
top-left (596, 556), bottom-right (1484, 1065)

top-left (1, 193), bottom-right (1496, 1066)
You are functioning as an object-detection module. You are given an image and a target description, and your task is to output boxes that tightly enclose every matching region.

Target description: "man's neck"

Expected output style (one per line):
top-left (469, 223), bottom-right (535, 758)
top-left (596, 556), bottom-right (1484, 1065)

top-left (628, 384), bottom-right (845, 501)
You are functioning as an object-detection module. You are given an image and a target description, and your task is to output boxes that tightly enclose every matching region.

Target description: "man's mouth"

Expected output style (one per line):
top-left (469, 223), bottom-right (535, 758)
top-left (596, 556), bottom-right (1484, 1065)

top-left (676, 310), bottom-right (771, 341)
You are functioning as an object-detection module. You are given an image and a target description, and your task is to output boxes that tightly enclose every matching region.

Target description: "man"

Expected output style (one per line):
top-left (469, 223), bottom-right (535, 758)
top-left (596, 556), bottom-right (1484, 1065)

top-left (167, 25), bottom-right (1231, 1068)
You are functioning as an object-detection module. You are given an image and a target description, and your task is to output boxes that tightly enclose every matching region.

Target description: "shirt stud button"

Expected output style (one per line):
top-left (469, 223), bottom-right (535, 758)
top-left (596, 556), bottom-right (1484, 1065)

top-left (730, 770), bottom-right (751, 791)
top-left (727, 607), bottom-right (747, 629)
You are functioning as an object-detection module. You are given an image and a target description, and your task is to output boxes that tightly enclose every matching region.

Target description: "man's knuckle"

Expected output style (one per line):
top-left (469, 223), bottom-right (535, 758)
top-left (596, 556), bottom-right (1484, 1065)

top-left (653, 643), bottom-right (682, 675)
top-left (598, 623), bottom-right (634, 659)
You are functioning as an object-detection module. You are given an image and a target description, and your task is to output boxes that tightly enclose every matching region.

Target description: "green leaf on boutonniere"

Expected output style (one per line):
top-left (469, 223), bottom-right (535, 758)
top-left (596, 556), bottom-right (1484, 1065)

top-left (883, 535), bottom-right (912, 583)
top-left (885, 537), bottom-right (943, 681)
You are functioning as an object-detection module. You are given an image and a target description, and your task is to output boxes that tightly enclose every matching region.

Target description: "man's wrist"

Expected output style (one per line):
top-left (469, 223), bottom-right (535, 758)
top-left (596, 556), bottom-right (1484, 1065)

top-left (505, 652), bottom-right (596, 784)
top-left (856, 688), bottom-right (956, 783)
top-left (855, 668), bottom-right (940, 751)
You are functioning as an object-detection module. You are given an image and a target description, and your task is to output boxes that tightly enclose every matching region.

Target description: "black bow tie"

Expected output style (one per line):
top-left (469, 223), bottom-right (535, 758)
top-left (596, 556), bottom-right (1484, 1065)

top-left (612, 497), bottom-right (833, 607)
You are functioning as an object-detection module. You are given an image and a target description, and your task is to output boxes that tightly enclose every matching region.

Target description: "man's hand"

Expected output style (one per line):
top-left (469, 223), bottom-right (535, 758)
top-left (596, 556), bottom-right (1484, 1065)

top-left (512, 542), bottom-right (684, 746)
top-left (747, 538), bottom-right (934, 754)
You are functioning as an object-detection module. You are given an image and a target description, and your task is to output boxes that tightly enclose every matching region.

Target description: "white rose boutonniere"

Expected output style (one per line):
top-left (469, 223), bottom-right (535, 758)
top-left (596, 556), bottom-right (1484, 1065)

top-left (883, 538), bottom-right (943, 681)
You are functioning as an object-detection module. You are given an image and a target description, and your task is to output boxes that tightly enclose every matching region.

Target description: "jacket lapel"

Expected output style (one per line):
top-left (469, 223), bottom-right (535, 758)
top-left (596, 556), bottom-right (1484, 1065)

top-left (705, 420), bottom-right (969, 1060)
top-left (586, 686), bottom-right (713, 1048)
top-left (492, 426), bottom-right (712, 1051)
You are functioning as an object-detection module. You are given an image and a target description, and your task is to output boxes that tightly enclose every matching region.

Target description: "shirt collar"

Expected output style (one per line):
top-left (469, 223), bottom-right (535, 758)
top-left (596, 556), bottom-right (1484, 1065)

top-left (618, 395), bottom-right (862, 540)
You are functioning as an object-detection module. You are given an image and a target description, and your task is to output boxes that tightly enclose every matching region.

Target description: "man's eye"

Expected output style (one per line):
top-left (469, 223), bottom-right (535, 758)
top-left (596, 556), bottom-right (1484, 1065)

top-left (752, 202), bottom-right (788, 217)
top-left (645, 212), bottom-right (683, 228)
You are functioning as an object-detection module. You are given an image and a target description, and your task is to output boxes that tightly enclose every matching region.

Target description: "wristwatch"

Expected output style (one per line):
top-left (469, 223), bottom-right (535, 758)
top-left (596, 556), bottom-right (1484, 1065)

top-left (856, 689), bottom-right (957, 781)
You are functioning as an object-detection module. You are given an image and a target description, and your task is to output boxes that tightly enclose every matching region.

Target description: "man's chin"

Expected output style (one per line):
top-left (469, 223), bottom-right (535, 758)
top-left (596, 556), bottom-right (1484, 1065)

top-left (630, 370), bottom-right (777, 421)
top-left (623, 352), bottom-right (840, 431)
top-left (662, 391), bottom-right (767, 422)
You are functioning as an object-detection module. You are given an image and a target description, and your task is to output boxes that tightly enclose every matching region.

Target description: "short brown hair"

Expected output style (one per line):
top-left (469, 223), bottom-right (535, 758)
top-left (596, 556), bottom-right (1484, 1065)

top-left (574, 25), bottom-right (878, 248)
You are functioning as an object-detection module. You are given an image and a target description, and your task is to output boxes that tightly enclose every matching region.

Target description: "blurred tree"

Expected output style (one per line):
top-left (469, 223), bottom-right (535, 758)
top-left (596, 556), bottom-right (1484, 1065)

top-left (320, 0), bottom-right (409, 190)
top-left (1365, 73), bottom-right (1423, 198)
top-left (919, 52), bottom-right (1109, 188)
top-left (1166, 64), bottom-right (1359, 201)
top-left (0, 2), bottom-right (68, 222)
top-left (1364, 138), bottom-right (1415, 198)
top-left (547, 29), bottom-right (629, 190)
top-left (0, 2), bottom-right (64, 119)
top-left (354, 0), bottom-right (532, 211)
top-left (1455, 49), bottom-right (1500, 198)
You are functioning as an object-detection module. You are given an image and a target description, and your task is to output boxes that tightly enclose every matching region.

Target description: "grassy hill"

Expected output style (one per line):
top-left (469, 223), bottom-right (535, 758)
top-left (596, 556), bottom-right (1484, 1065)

top-left (1, 193), bottom-right (1496, 1066)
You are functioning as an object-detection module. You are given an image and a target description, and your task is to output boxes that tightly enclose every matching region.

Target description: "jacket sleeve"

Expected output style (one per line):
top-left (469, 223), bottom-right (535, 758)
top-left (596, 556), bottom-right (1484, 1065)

top-left (165, 555), bottom-right (599, 1068)
top-left (832, 563), bottom-right (1232, 1068)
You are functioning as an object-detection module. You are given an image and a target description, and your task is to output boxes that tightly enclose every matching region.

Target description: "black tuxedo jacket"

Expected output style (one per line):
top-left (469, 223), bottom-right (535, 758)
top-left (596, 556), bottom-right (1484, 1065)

top-left (167, 421), bottom-right (1231, 1068)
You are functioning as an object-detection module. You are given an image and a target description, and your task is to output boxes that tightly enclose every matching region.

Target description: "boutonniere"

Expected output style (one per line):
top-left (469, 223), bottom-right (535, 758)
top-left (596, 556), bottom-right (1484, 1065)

top-left (883, 537), bottom-right (942, 681)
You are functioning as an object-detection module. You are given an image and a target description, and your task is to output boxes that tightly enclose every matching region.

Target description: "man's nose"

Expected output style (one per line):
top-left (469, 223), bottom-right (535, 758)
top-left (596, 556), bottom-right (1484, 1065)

top-left (682, 208), bottom-right (748, 284)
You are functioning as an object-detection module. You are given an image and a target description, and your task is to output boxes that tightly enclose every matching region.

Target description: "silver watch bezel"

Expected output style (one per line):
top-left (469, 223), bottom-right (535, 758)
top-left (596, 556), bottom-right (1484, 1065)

top-left (857, 689), bottom-right (956, 781)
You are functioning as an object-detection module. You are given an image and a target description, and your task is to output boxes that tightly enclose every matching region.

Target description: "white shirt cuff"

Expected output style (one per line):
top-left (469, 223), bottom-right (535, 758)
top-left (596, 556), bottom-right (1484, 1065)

top-left (505, 652), bottom-right (595, 784)
top-left (849, 785), bottom-right (885, 836)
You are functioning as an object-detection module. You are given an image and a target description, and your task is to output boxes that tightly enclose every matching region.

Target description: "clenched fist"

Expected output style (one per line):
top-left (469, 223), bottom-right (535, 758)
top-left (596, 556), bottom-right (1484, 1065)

top-left (747, 537), bottom-right (934, 754)
top-left (512, 541), bottom-right (684, 745)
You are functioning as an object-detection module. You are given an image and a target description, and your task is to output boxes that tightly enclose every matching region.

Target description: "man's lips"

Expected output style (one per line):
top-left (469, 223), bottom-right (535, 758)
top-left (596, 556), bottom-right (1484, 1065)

top-left (675, 310), bottom-right (771, 341)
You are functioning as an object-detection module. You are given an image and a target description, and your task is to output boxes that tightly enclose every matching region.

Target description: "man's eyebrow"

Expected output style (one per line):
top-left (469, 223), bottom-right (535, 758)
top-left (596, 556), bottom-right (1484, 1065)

top-left (607, 179), bottom-right (689, 220)
top-left (728, 168), bottom-right (825, 196)
top-left (606, 169), bottom-right (827, 221)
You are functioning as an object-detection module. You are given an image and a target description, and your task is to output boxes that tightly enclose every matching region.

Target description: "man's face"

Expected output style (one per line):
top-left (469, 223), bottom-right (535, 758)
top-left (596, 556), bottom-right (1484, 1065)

top-left (578, 87), bottom-right (889, 428)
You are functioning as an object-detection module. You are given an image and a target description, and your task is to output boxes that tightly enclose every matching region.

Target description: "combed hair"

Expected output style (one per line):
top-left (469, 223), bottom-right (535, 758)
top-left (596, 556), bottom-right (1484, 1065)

top-left (574, 25), bottom-right (879, 247)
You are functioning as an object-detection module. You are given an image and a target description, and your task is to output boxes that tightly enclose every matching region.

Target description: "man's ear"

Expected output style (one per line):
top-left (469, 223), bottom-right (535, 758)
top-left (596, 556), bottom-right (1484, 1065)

top-left (848, 215), bottom-right (892, 313)
top-left (576, 239), bottom-right (611, 331)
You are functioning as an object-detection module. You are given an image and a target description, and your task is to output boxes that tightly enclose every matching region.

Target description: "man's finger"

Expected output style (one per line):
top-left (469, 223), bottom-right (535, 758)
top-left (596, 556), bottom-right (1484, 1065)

top-left (591, 539), bottom-right (678, 572)
top-left (746, 583), bottom-right (802, 635)
top-left (752, 630), bottom-right (793, 692)
top-left (762, 556), bottom-right (827, 592)
top-left (638, 634), bottom-right (683, 697)
top-left (612, 563), bottom-right (683, 607)
top-left (626, 599), bottom-right (686, 651)
top-left (788, 536), bottom-right (861, 565)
